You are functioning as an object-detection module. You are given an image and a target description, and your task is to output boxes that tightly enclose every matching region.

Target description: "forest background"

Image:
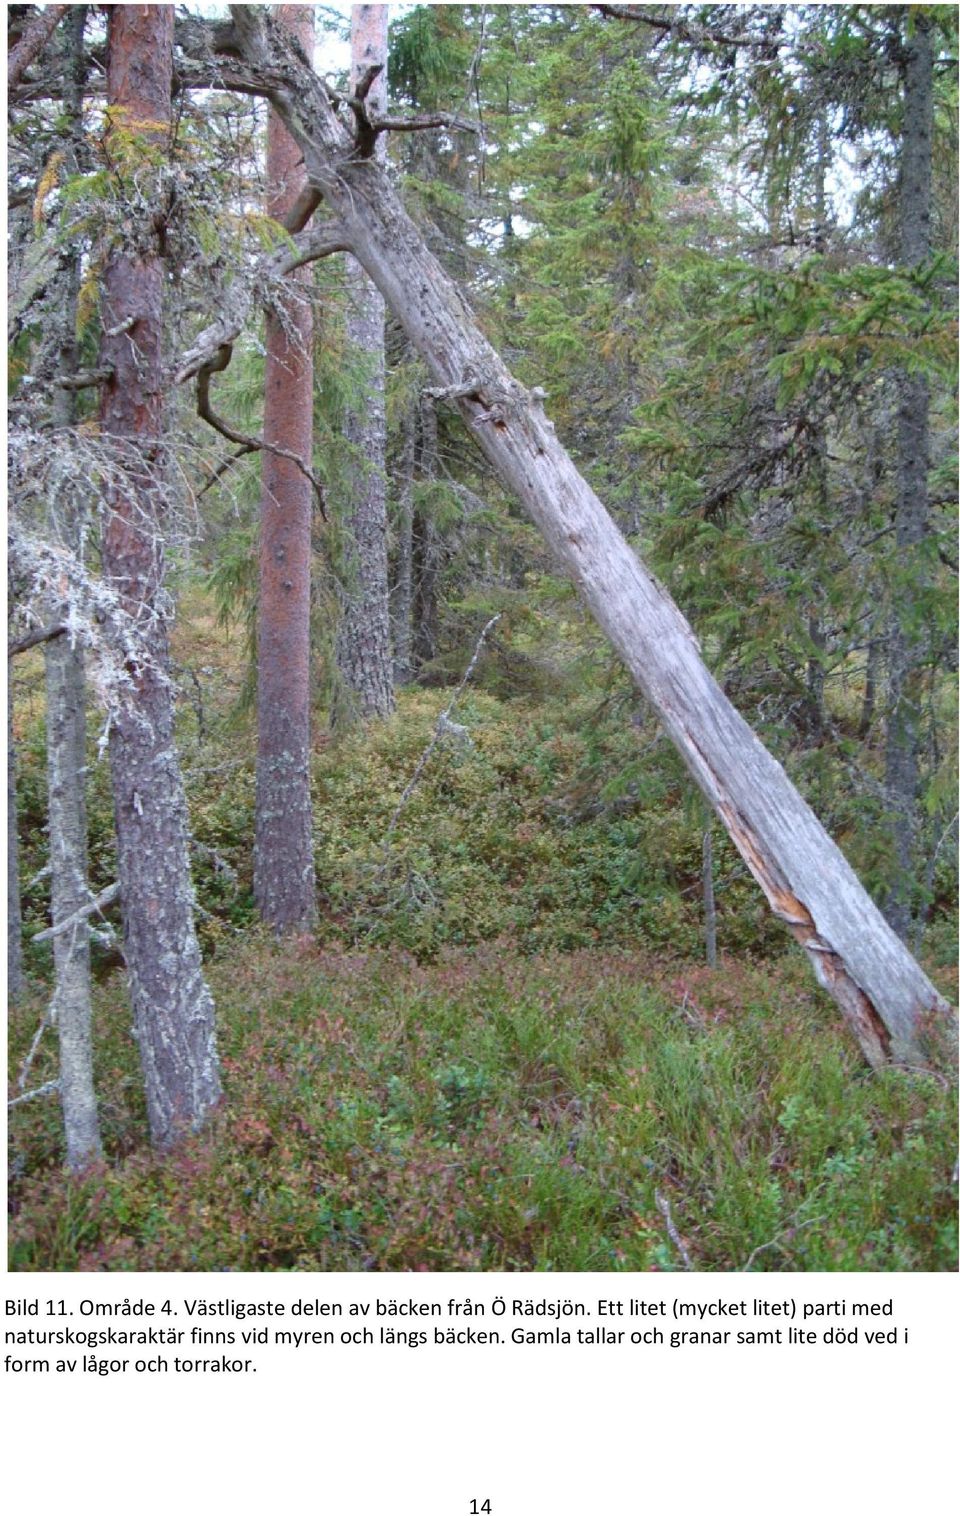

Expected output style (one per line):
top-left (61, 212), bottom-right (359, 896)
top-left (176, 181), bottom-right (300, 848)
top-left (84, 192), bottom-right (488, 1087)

top-left (6, 2), bottom-right (958, 1272)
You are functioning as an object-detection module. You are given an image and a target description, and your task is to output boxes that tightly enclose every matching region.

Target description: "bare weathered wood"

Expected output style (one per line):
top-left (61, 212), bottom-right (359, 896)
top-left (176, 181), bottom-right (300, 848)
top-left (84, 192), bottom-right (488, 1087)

top-left (171, 219), bottom-right (350, 388)
top-left (211, 7), bottom-right (954, 1066)
top-left (32, 881), bottom-right (119, 944)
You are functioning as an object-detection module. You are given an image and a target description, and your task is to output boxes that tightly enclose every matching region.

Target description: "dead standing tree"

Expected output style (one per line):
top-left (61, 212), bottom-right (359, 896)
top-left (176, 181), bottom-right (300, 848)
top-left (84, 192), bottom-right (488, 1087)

top-left (173, 7), bottom-right (953, 1068)
top-left (97, 5), bottom-right (220, 1148)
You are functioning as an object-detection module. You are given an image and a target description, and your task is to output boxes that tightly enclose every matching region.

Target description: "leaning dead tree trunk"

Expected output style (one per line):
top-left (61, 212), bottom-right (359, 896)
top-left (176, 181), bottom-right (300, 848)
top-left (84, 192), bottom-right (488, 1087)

top-left (98, 6), bottom-right (220, 1147)
top-left (335, 4), bottom-right (395, 720)
top-left (204, 8), bottom-right (954, 1066)
top-left (253, 2), bottom-right (317, 932)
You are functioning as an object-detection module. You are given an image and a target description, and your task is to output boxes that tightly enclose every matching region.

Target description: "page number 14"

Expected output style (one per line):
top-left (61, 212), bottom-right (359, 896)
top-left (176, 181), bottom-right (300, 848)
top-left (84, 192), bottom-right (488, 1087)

top-left (469, 1503), bottom-right (491, 1514)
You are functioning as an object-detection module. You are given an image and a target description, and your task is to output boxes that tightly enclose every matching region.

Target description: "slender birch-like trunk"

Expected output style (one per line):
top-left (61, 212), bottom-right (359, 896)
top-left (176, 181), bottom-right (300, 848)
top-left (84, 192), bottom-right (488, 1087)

top-left (44, 1), bottom-right (101, 1170)
top-left (335, 4), bottom-right (395, 720)
top-left (220, 9), bottom-right (955, 1066)
top-left (413, 394), bottom-right (442, 669)
top-left (45, 635), bottom-right (101, 1166)
top-left (884, 10), bottom-right (934, 940)
top-left (254, 3), bottom-right (317, 930)
top-left (392, 389), bottom-right (417, 684)
top-left (702, 827), bottom-right (717, 970)
top-left (99, 5), bottom-right (220, 1148)
top-left (7, 679), bottom-right (23, 1003)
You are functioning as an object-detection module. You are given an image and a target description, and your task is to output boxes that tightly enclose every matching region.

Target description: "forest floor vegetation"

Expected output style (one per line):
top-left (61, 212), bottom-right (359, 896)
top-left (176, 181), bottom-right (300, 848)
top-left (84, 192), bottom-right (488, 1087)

top-left (9, 939), bottom-right (957, 1272)
top-left (9, 587), bottom-right (957, 1271)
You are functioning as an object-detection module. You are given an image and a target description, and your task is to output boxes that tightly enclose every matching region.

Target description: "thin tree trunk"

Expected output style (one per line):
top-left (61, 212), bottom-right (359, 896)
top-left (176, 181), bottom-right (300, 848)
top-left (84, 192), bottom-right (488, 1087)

top-left (46, 2), bottom-right (101, 1169)
top-left (392, 387), bottom-right (417, 684)
top-left (223, 10), bottom-right (957, 1065)
top-left (413, 394), bottom-right (442, 670)
top-left (702, 826), bottom-right (717, 969)
top-left (858, 635), bottom-right (878, 741)
top-left (45, 635), bottom-right (101, 1167)
top-left (254, 2), bottom-right (317, 930)
top-left (806, 613), bottom-right (825, 742)
top-left (7, 676), bottom-right (23, 1003)
top-left (99, 5), bottom-right (220, 1149)
top-left (884, 10), bottom-right (934, 940)
top-left (335, 4), bottom-right (395, 720)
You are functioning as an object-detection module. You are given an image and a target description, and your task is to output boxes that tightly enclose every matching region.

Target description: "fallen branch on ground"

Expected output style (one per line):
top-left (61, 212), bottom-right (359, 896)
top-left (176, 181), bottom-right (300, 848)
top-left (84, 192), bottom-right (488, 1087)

top-left (381, 614), bottom-right (501, 849)
top-left (655, 1188), bottom-right (694, 1270)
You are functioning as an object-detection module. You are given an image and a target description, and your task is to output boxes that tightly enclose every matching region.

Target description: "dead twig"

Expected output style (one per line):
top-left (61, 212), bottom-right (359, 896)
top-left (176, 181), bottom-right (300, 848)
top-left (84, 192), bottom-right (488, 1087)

top-left (741, 1214), bottom-right (827, 1272)
top-left (195, 347), bottom-right (327, 515)
top-left (9, 620), bottom-right (67, 657)
top-left (32, 881), bottom-right (120, 944)
top-left (654, 1187), bottom-right (694, 1271)
top-left (381, 614), bottom-right (501, 851)
top-left (8, 1078), bottom-right (61, 1110)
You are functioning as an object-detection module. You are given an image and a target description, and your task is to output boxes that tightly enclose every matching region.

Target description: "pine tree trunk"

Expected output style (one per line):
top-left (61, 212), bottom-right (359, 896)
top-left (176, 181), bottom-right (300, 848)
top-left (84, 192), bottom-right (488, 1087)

top-left (884, 10), bottom-right (934, 940)
top-left (7, 678), bottom-right (23, 1003)
top-left (99, 5), bottom-right (220, 1149)
top-left (335, 5), bottom-right (395, 720)
top-left (225, 9), bottom-right (957, 1066)
top-left (254, 3), bottom-right (317, 930)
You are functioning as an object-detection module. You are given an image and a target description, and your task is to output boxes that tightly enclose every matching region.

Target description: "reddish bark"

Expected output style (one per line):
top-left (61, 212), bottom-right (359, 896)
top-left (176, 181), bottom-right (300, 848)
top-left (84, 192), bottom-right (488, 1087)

top-left (253, 3), bottom-right (317, 931)
top-left (99, 5), bottom-right (220, 1148)
top-left (8, 4), bottom-right (67, 90)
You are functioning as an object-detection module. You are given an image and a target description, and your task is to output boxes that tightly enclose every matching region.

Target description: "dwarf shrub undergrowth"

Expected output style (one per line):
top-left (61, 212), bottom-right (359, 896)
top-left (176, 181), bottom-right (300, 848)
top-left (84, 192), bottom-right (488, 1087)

top-left (8, 943), bottom-right (957, 1272)
top-left (9, 599), bottom-right (956, 1271)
